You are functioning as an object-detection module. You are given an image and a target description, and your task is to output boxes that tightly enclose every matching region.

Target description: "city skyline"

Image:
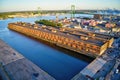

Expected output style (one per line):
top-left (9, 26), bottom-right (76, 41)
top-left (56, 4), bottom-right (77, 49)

top-left (0, 0), bottom-right (120, 12)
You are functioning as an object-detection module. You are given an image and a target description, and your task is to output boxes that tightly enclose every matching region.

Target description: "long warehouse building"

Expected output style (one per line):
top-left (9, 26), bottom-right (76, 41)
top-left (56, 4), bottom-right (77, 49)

top-left (8, 22), bottom-right (114, 58)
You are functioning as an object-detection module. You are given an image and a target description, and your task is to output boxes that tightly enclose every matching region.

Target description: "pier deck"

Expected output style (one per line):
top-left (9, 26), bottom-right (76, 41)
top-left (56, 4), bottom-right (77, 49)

top-left (0, 39), bottom-right (55, 80)
top-left (8, 22), bottom-right (114, 57)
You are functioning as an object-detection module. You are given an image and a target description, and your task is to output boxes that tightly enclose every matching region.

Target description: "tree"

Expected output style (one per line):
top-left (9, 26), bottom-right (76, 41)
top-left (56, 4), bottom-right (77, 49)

top-left (35, 19), bottom-right (62, 27)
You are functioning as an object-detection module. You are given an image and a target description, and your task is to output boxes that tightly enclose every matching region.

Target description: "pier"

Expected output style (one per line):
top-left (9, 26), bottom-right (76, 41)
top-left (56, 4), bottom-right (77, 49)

top-left (0, 39), bottom-right (55, 80)
top-left (8, 22), bottom-right (114, 58)
top-left (72, 47), bottom-right (120, 80)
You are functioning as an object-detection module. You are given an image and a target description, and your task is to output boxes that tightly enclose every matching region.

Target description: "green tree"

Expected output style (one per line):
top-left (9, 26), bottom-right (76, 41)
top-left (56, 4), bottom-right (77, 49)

top-left (35, 19), bottom-right (62, 27)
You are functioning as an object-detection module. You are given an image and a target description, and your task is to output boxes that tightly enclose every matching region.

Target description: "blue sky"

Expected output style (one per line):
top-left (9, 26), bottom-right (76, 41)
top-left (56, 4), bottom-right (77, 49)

top-left (0, 0), bottom-right (120, 12)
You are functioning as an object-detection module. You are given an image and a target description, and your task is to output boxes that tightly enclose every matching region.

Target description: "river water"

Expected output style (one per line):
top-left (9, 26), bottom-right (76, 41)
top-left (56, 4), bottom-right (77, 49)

top-left (0, 14), bottom-right (93, 80)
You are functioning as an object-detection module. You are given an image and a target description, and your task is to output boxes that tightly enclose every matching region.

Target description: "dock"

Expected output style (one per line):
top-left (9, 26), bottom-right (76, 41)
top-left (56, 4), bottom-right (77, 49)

top-left (72, 47), bottom-right (120, 80)
top-left (0, 39), bottom-right (55, 80)
top-left (8, 22), bottom-right (114, 58)
top-left (72, 58), bottom-right (107, 80)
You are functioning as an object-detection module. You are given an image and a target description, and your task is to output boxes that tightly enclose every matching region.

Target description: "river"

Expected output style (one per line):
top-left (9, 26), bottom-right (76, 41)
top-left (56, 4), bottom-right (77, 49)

top-left (0, 14), bottom-right (93, 80)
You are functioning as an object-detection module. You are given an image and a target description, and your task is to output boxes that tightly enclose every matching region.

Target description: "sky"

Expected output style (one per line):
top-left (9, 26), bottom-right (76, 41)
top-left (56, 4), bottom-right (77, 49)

top-left (0, 0), bottom-right (120, 12)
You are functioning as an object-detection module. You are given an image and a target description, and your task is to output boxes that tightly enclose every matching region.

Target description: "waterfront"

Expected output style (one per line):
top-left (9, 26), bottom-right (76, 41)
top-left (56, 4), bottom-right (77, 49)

top-left (0, 14), bottom-right (93, 80)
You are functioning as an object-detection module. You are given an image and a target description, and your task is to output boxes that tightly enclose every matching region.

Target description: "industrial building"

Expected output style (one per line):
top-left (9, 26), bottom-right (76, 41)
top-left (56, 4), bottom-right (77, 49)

top-left (94, 14), bottom-right (103, 20)
top-left (8, 22), bottom-right (114, 57)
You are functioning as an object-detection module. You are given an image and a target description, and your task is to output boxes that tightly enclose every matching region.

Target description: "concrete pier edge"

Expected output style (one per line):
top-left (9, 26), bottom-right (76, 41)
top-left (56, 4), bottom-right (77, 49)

top-left (0, 39), bottom-right (55, 80)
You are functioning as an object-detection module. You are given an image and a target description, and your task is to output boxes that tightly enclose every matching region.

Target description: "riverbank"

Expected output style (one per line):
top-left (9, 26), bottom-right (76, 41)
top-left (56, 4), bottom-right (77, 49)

top-left (0, 12), bottom-right (66, 20)
top-left (0, 39), bottom-right (55, 80)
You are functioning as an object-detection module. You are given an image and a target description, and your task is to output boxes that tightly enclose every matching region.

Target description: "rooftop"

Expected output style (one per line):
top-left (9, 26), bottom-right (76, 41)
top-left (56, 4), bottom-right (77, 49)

top-left (10, 22), bottom-right (113, 46)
